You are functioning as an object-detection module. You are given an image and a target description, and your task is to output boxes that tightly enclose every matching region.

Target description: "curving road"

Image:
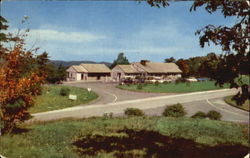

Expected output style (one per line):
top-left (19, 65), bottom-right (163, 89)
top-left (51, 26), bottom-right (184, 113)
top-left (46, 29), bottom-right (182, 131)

top-left (29, 86), bottom-right (249, 123)
top-left (63, 82), bottom-right (173, 104)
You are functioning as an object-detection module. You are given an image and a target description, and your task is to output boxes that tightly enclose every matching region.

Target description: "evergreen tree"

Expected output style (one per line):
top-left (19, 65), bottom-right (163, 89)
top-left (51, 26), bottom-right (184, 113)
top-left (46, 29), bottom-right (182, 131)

top-left (111, 52), bottom-right (130, 68)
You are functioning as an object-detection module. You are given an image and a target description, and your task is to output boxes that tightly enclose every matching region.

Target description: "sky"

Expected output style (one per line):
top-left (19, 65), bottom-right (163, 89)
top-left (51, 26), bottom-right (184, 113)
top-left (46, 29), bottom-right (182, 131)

top-left (1, 1), bottom-right (236, 62)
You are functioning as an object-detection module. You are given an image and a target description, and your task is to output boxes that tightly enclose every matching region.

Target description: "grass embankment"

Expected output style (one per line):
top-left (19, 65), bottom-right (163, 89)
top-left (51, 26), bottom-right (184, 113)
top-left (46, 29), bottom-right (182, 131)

top-left (118, 81), bottom-right (230, 93)
top-left (225, 96), bottom-right (249, 111)
top-left (0, 117), bottom-right (248, 158)
top-left (29, 85), bottom-right (98, 113)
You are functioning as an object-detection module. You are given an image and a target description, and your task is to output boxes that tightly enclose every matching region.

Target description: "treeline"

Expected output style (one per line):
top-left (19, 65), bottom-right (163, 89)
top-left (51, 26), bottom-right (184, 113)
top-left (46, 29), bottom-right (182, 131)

top-left (165, 53), bottom-right (220, 78)
top-left (36, 53), bottom-right (67, 84)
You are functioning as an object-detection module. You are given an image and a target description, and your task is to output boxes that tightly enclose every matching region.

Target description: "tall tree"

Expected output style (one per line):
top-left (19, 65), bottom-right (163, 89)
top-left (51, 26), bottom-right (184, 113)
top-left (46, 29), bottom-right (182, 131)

top-left (147, 0), bottom-right (250, 103)
top-left (199, 53), bottom-right (220, 78)
top-left (0, 16), bottom-right (45, 134)
top-left (164, 57), bottom-right (176, 63)
top-left (111, 52), bottom-right (130, 68)
top-left (176, 59), bottom-right (189, 77)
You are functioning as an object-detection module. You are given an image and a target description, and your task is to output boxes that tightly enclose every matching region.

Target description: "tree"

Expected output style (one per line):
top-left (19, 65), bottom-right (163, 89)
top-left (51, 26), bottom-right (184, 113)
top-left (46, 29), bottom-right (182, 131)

top-left (57, 64), bottom-right (67, 82)
top-left (111, 52), bottom-right (130, 68)
top-left (0, 16), bottom-right (45, 134)
top-left (199, 53), bottom-right (220, 78)
top-left (187, 56), bottom-right (206, 77)
top-left (176, 59), bottom-right (189, 77)
top-left (147, 0), bottom-right (250, 103)
top-left (46, 63), bottom-right (67, 84)
top-left (164, 57), bottom-right (176, 63)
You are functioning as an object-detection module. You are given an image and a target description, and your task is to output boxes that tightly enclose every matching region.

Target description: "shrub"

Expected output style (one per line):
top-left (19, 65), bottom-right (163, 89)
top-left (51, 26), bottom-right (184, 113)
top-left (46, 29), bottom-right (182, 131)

top-left (175, 78), bottom-right (186, 84)
top-left (163, 81), bottom-right (169, 84)
top-left (207, 110), bottom-right (222, 120)
top-left (103, 112), bottom-right (114, 118)
top-left (142, 83), bottom-right (148, 87)
top-left (191, 111), bottom-right (207, 119)
top-left (124, 108), bottom-right (145, 116)
top-left (60, 87), bottom-right (70, 96)
top-left (137, 84), bottom-right (143, 90)
top-left (162, 103), bottom-right (186, 117)
top-left (154, 81), bottom-right (159, 86)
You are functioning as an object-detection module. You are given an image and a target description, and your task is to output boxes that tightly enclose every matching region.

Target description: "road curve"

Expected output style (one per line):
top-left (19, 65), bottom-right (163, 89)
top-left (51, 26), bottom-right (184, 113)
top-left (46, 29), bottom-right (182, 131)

top-left (63, 82), bottom-right (170, 104)
top-left (28, 89), bottom-right (247, 123)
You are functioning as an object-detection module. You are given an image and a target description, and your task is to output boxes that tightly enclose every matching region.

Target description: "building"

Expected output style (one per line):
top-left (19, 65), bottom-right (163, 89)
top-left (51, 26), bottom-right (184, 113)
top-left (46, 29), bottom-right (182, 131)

top-left (111, 60), bottom-right (182, 81)
top-left (67, 64), bottom-right (111, 81)
top-left (111, 65), bottom-right (140, 81)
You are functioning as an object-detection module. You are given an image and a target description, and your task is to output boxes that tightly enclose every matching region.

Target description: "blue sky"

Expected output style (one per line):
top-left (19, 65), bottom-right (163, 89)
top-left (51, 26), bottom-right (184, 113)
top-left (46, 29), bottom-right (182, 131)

top-left (2, 1), bottom-right (236, 62)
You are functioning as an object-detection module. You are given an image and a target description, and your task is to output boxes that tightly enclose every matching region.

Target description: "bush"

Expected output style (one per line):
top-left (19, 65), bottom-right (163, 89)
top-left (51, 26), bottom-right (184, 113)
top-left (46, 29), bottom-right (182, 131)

top-left (175, 78), bottom-right (186, 84)
top-left (191, 111), bottom-right (207, 119)
top-left (154, 81), bottom-right (159, 86)
top-left (137, 84), bottom-right (143, 90)
top-left (163, 81), bottom-right (169, 84)
top-left (207, 110), bottom-right (222, 120)
top-left (162, 103), bottom-right (186, 117)
top-left (60, 87), bottom-right (70, 96)
top-left (124, 108), bottom-right (145, 116)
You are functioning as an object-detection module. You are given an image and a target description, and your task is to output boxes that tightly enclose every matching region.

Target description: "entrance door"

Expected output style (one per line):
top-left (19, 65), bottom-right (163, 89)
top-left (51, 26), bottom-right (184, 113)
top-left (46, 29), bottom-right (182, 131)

top-left (117, 73), bottom-right (121, 81)
top-left (81, 73), bottom-right (84, 80)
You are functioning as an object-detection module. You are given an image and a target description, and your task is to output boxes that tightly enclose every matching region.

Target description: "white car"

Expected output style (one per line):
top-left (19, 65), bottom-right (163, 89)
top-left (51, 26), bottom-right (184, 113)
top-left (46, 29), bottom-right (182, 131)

top-left (186, 77), bottom-right (198, 82)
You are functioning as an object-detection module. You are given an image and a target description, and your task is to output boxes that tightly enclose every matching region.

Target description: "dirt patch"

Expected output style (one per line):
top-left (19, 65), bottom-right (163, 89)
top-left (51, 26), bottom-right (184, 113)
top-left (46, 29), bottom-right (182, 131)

top-left (73, 128), bottom-right (248, 158)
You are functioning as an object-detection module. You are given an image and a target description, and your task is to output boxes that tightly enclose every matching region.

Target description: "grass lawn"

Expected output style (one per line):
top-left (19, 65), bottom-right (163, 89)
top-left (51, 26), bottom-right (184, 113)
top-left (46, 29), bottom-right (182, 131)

top-left (117, 81), bottom-right (230, 93)
top-left (29, 85), bottom-right (98, 113)
top-left (225, 96), bottom-right (249, 111)
top-left (0, 117), bottom-right (248, 158)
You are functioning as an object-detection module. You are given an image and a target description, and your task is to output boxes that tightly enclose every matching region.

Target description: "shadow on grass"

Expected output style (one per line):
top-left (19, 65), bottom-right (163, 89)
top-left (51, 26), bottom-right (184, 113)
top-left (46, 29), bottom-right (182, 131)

top-left (11, 127), bottom-right (30, 134)
top-left (73, 128), bottom-right (248, 158)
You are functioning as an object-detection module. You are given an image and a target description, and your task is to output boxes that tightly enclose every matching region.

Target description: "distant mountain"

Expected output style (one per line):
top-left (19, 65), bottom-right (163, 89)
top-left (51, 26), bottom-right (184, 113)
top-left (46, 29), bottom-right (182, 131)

top-left (51, 60), bottom-right (112, 68)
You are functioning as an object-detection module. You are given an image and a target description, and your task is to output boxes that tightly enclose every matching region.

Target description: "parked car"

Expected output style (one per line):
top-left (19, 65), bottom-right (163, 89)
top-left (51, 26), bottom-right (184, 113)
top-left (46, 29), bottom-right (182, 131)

top-left (197, 77), bottom-right (209, 82)
top-left (186, 77), bottom-right (198, 82)
top-left (119, 78), bottom-right (133, 85)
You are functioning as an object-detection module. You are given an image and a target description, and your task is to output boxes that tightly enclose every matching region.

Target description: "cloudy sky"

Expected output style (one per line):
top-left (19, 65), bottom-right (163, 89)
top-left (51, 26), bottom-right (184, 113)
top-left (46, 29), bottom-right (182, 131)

top-left (2, 1), bottom-right (236, 62)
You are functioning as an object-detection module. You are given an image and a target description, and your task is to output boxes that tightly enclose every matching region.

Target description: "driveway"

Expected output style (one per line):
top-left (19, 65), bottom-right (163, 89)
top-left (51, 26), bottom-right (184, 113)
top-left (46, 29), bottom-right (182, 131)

top-left (30, 88), bottom-right (249, 123)
top-left (64, 82), bottom-right (172, 104)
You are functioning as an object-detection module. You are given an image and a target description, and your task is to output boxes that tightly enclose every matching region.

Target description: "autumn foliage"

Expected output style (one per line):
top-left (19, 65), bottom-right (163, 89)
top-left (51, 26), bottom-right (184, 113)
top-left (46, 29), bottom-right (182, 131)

top-left (0, 43), bottom-right (45, 134)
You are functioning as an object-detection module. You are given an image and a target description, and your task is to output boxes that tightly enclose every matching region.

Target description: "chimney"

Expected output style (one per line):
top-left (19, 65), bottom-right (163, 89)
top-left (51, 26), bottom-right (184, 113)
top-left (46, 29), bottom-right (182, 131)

top-left (140, 60), bottom-right (150, 66)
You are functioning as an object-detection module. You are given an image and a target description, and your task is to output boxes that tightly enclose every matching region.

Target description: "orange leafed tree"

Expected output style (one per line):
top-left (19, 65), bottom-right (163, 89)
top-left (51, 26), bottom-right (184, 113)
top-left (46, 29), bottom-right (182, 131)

top-left (0, 16), bottom-right (45, 134)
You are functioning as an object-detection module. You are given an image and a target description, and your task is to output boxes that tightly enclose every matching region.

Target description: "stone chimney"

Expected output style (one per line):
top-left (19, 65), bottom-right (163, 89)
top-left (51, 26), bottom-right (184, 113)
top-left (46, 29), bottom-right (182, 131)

top-left (140, 60), bottom-right (150, 66)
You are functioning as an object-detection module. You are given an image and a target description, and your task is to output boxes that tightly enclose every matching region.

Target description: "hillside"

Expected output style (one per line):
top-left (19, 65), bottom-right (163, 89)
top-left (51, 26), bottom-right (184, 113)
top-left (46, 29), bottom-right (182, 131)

top-left (51, 60), bottom-right (112, 68)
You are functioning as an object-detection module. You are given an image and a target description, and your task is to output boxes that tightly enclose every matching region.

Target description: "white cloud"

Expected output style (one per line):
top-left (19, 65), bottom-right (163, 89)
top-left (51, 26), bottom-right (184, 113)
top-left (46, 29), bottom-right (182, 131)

top-left (8, 28), bottom-right (106, 43)
top-left (5, 20), bottom-right (221, 62)
top-left (30, 29), bottom-right (106, 43)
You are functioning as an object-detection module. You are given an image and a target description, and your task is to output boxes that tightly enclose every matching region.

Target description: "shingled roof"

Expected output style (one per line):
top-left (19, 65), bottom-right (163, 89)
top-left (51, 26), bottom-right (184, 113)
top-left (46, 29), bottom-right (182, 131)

top-left (117, 65), bottom-right (139, 73)
top-left (80, 64), bottom-right (111, 73)
top-left (133, 62), bottom-right (182, 73)
top-left (71, 65), bottom-right (88, 73)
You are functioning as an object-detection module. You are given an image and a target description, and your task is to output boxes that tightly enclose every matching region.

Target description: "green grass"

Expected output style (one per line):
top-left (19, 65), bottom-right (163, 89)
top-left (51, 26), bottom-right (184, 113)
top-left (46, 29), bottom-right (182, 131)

top-left (118, 81), bottom-right (230, 93)
top-left (29, 85), bottom-right (98, 113)
top-left (235, 75), bottom-right (249, 86)
top-left (225, 96), bottom-right (249, 111)
top-left (0, 117), bottom-right (248, 158)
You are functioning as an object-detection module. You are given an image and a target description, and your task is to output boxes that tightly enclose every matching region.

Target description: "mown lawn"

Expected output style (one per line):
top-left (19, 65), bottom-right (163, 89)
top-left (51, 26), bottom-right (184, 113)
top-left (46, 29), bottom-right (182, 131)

top-left (117, 81), bottom-right (230, 93)
top-left (0, 117), bottom-right (248, 158)
top-left (29, 85), bottom-right (98, 113)
top-left (225, 96), bottom-right (249, 111)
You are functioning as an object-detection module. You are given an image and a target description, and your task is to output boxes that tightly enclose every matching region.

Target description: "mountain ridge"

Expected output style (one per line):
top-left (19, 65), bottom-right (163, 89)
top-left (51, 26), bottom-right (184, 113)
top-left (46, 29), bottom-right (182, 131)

top-left (51, 60), bottom-right (112, 68)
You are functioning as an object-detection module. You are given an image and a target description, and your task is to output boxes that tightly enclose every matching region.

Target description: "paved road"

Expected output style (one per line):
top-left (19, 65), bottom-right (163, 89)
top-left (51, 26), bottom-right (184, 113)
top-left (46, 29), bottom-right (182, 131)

top-left (64, 82), bottom-right (172, 104)
top-left (29, 88), bottom-right (249, 123)
top-left (144, 98), bottom-right (249, 123)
